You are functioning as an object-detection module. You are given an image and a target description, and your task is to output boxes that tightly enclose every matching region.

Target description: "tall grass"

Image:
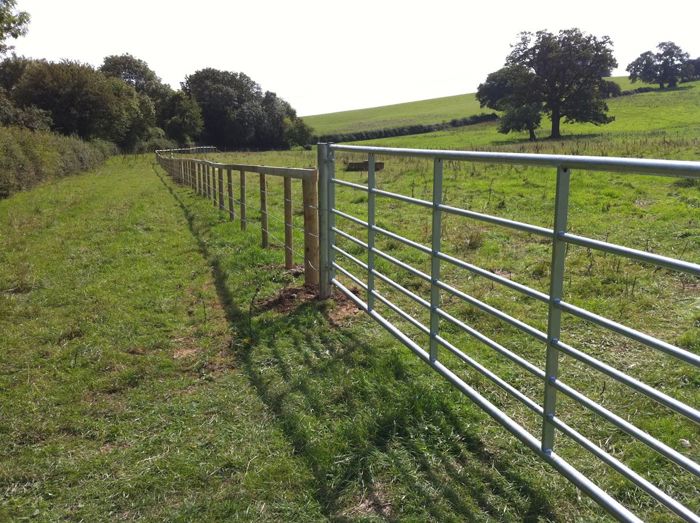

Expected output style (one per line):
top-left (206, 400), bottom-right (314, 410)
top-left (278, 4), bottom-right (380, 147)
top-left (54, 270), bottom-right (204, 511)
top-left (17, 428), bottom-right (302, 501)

top-left (0, 126), bottom-right (117, 197)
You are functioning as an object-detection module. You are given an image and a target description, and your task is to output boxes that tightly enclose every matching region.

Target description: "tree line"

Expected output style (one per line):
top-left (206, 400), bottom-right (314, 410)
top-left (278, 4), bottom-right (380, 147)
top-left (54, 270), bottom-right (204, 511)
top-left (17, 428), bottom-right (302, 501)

top-left (0, 54), bottom-right (313, 152)
top-left (0, 2), bottom-right (312, 152)
top-left (476, 29), bottom-right (699, 141)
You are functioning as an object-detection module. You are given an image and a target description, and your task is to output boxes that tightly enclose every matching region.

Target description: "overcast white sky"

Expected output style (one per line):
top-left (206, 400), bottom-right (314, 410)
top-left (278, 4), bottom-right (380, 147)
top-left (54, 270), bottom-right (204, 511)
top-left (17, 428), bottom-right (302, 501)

top-left (11, 0), bottom-right (699, 116)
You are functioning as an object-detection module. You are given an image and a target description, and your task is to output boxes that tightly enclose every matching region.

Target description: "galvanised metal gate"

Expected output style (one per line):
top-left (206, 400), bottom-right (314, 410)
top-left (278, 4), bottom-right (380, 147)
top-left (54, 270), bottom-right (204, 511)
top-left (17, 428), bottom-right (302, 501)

top-left (317, 143), bottom-right (700, 522)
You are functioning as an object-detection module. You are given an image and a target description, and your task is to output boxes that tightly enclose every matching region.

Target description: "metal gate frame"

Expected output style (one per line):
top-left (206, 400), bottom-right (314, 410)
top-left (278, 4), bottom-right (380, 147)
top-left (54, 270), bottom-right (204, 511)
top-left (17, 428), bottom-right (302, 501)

top-left (317, 143), bottom-right (700, 522)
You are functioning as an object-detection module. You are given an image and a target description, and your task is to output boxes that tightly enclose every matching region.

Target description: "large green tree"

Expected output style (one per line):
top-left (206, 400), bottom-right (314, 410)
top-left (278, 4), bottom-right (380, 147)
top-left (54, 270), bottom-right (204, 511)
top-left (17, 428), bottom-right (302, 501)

top-left (491, 29), bottom-right (617, 139)
top-left (0, 0), bottom-right (29, 55)
top-left (183, 68), bottom-right (311, 149)
top-left (183, 68), bottom-right (262, 148)
top-left (476, 65), bottom-right (542, 141)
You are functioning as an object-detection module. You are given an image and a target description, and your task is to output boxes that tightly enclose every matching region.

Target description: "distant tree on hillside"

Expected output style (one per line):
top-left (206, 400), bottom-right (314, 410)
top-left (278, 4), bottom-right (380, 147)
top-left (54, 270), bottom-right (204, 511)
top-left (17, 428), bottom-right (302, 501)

top-left (0, 0), bottom-right (29, 55)
top-left (686, 57), bottom-right (700, 81)
top-left (627, 42), bottom-right (691, 88)
top-left (479, 29), bottom-right (616, 139)
top-left (476, 65), bottom-right (542, 140)
top-left (626, 51), bottom-right (658, 85)
top-left (656, 42), bottom-right (690, 88)
top-left (183, 68), bottom-right (311, 149)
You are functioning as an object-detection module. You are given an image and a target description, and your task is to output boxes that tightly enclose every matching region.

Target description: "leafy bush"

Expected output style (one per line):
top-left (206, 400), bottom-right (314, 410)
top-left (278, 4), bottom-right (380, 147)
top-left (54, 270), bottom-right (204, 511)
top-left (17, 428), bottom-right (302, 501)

top-left (0, 126), bottom-right (116, 197)
top-left (12, 60), bottom-right (153, 149)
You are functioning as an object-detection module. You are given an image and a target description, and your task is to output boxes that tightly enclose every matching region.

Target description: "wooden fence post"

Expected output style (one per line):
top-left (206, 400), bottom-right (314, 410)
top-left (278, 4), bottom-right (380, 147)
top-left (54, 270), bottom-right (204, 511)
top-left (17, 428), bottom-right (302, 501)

top-left (205, 164), bottom-right (209, 199)
top-left (303, 169), bottom-right (320, 288)
top-left (227, 168), bottom-right (234, 221)
top-left (284, 177), bottom-right (293, 269)
top-left (219, 167), bottom-right (224, 211)
top-left (260, 173), bottom-right (268, 248)
top-left (208, 165), bottom-right (213, 202)
top-left (240, 170), bottom-right (246, 230)
top-left (212, 166), bottom-right (218, 207)
top-left (196, 163), bottom-right (201, 195)
top-left (211, 165), bottom-right (215, 204)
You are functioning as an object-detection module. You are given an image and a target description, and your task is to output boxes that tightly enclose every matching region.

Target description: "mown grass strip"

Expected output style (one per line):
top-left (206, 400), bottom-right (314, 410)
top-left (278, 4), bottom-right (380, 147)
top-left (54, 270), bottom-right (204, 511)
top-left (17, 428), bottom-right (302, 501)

top-left (0, 156), bottom-right (322, 521)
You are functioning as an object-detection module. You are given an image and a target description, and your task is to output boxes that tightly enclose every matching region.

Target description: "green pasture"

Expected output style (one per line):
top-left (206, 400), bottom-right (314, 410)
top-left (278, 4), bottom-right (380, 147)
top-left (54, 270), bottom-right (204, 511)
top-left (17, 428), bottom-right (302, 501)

top-left (355, 80), bottom-right (700, 151)
top-left (1, 79), bottom-right (698, 521)
top-left (302, 76), bottom-right (659, 136)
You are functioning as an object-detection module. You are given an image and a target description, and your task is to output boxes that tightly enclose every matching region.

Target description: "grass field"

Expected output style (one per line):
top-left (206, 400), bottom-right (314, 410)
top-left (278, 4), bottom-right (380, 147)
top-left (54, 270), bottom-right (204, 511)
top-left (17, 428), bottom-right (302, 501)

top-left (302, 76), bottom-right (658, 136)
top-left (210, 81), bottom-right (699, 521)
top-left (353, 80), bottom-right (700, 152)
top-left (2, 80), bottom-right (699, 521)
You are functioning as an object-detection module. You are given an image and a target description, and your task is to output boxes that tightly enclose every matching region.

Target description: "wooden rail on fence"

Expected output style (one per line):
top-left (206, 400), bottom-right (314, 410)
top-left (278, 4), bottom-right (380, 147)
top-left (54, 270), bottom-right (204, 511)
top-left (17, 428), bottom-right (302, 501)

top-left (155, 150), bottom-right (320, 289)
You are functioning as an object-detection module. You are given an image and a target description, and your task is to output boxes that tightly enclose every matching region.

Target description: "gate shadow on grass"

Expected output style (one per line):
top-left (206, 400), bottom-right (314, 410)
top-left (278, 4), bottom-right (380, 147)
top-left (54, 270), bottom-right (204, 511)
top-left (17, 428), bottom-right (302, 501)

top-left (156, 167), bottom-right (560, 522)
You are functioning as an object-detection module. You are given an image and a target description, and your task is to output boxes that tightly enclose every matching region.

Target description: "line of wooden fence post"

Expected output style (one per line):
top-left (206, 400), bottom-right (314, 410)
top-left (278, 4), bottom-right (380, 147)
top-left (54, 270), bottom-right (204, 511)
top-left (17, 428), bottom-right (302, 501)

top-left (156, 153), bottom-right (321, 293)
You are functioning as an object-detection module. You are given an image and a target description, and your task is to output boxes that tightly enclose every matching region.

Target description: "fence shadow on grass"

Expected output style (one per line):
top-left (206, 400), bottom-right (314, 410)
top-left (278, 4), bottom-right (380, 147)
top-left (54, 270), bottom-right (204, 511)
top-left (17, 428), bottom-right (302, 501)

top-left (155, 165), bottom-right (560, 522)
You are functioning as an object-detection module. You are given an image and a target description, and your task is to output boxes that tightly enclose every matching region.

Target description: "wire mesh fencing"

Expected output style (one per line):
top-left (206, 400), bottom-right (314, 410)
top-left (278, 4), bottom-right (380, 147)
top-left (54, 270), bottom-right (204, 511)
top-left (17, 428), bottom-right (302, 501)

top-left (155, 148), bottom-right (319, 288)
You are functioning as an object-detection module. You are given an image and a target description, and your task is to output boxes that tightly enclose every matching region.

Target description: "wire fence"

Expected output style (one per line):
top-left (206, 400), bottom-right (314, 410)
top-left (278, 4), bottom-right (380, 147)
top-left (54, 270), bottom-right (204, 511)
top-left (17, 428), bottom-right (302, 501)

top-left (155, 148), bottom-right (319, 287)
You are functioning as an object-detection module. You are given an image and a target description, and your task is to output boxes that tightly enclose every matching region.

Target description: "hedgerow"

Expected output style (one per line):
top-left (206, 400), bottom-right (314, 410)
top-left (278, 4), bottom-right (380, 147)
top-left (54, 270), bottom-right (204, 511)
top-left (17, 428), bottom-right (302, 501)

top-left (0, 126), bottom-right (116, 197)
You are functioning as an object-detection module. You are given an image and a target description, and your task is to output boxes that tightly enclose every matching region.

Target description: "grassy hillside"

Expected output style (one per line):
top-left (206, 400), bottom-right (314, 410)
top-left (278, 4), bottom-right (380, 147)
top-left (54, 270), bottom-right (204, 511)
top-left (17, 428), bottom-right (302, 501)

top-left (303, 76), bottom-right (657, 136)
top-left (355, 80), bottom-right (700, 150)
top-left (303, 93), bottom-right (484, 136)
